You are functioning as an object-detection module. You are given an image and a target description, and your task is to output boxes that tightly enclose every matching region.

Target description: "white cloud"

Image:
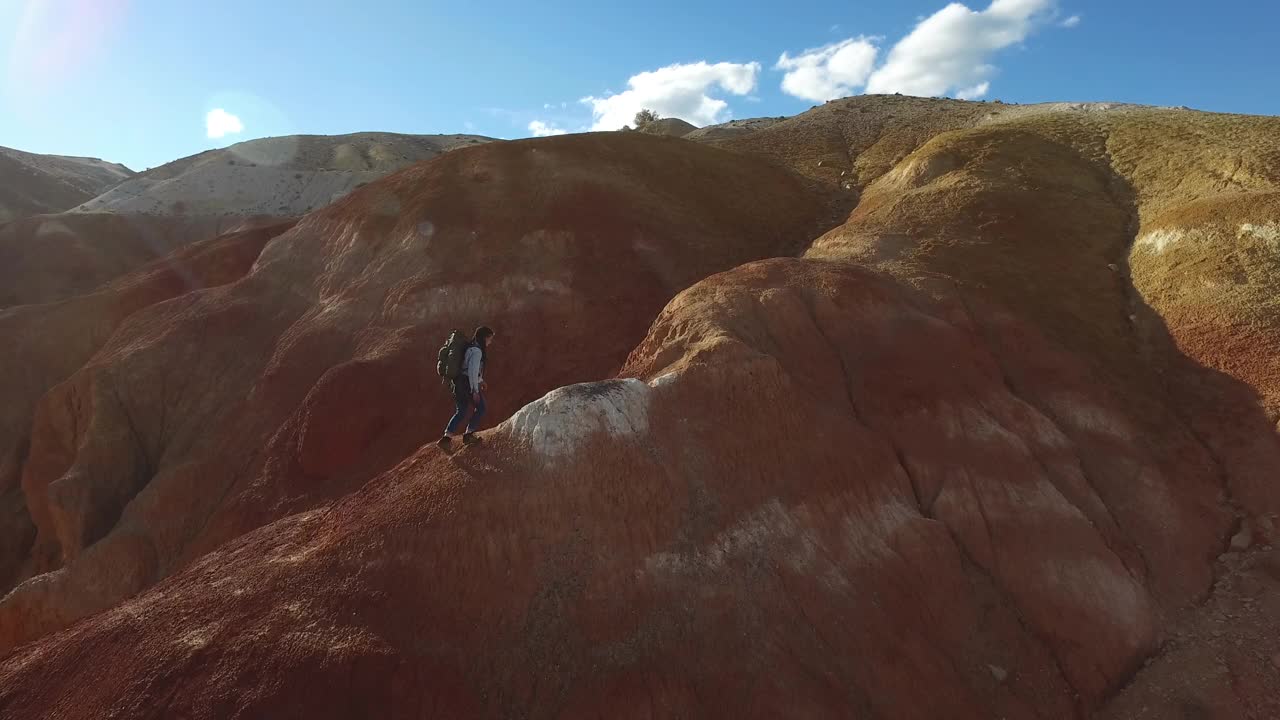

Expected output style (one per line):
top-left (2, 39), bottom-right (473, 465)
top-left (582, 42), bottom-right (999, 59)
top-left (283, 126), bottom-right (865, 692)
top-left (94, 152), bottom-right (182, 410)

top-left (865, 0), bottom-right (1055, 96)
top-left (1061, 14), bottom-right (1081, 28)
top-left (776, 37), bottom-right (879, 102)
top-left (778, 0), bottom-right (1058, 101)
top-left (528, 120), bottom-right (568, 137)
top-left (582, 61), bottom-right (761, 131)
top-left (205, 108), bottom-right (244, 138)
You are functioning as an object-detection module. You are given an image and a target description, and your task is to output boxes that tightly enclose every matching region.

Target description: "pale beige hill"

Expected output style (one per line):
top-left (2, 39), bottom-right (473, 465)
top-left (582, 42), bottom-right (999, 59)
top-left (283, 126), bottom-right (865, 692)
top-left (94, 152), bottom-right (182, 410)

top-left (73, 132), bottom-right (493, 217)
top-left (0, 146), bottom-right (134, 224)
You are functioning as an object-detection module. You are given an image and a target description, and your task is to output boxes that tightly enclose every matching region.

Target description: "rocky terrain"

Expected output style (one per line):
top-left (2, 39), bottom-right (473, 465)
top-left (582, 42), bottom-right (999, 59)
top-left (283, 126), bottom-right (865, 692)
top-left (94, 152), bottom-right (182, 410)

top-left (0, 146), bottom-right (133, 223)
top-left (0, 95), bottom-right (1277, 719)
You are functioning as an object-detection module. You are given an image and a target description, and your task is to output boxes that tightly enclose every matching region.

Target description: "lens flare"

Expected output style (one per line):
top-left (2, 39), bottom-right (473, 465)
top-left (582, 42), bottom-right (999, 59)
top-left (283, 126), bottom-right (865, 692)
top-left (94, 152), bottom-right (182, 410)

top-left (5, 0), bottom-right (130, 110)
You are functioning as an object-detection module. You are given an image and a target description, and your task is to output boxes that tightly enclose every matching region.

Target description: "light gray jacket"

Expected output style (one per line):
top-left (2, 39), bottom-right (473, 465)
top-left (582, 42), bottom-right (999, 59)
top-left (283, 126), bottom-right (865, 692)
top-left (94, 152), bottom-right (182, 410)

top-left (464, 345), bottom-right (484, 393)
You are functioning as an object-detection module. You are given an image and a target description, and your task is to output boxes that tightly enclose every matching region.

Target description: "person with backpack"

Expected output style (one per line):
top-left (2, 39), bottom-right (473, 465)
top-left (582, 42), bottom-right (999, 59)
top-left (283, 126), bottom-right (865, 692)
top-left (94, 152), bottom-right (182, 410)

top-left (437, 325), bottom-right (494, 447)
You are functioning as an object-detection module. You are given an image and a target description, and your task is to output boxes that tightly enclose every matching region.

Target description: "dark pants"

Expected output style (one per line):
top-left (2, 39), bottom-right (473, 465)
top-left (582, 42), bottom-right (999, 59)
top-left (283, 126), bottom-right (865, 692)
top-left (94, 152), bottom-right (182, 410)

top-left (445, 379), bottom-right (485, 435)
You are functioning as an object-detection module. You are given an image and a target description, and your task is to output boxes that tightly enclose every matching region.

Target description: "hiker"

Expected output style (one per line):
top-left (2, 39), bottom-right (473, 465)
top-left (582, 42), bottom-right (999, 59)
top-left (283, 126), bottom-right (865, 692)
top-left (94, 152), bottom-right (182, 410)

top-left (438, 325), bottom-right (494, 447)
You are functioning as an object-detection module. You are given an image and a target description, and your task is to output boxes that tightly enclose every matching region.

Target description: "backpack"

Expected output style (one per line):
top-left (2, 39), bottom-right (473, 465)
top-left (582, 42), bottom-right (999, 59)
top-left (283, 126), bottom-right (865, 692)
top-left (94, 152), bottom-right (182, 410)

top-left (437, 330), bottom-right (469, 382)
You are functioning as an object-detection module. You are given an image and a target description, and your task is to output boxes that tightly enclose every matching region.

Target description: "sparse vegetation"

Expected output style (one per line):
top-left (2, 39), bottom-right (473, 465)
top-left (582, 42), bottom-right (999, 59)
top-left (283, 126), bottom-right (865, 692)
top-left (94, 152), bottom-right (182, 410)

top-left (633, 109), bottom-right (660, 130)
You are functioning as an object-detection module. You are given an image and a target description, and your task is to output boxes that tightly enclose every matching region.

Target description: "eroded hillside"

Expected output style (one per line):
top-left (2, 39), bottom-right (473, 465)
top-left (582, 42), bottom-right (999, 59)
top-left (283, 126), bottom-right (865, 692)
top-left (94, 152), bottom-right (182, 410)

top-left (1, 96), bottom-right (1277, 719)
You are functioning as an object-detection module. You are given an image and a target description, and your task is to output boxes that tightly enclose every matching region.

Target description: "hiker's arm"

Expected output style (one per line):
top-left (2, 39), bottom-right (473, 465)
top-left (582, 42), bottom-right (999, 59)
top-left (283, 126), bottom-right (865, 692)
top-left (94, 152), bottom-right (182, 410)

top-left (467, 349), bottom-right (482, 394)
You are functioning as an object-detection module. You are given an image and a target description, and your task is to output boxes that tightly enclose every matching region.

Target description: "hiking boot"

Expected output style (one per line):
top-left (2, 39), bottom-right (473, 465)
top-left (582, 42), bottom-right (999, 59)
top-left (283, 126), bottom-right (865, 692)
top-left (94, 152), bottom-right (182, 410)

top-left (462, 432), bottom-right (480, 446)
top-left (437, 435), bottom-right (452, 448)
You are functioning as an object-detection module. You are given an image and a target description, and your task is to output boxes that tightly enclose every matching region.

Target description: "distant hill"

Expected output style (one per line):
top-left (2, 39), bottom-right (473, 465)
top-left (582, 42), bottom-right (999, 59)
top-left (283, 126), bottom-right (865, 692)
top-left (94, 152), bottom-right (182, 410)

top-left (684, 116), bottom-right (786, 141)
top-left (72, 132), bottom-right (494, 217)
top-left (0, 146), bottom-right (133, 224)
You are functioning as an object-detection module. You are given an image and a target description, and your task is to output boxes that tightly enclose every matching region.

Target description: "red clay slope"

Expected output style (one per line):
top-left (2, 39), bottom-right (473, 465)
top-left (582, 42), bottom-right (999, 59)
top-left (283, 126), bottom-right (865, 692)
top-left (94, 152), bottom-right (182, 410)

top-left (0, 219), bottom-right (298, 591)
top-left (0, 132), bottom-right (829, 653)
top-left (3, 259), bottom-right (1276, 718)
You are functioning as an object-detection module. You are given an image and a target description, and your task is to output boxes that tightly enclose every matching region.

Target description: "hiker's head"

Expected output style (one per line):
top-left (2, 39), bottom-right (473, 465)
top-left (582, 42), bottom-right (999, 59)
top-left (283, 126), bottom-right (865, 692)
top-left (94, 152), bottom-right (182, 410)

top-left (474, 325), bottom-right (494, 348)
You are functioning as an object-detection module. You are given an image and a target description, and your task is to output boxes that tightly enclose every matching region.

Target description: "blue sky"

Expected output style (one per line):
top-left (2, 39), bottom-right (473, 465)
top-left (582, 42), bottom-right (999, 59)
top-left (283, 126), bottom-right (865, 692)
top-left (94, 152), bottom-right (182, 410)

top-left (2, 0), bottom-right (1276, 171)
